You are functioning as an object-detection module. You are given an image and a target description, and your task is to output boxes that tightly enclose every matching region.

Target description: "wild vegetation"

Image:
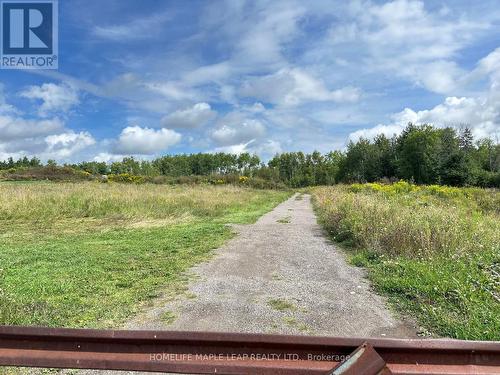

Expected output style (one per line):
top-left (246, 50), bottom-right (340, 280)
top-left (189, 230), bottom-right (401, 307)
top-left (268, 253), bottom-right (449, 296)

top-left (0, 182), bottom-right (290, 327)
top-left (1, 124), bottom-right (499, 188)
top-left (313, 182), bottom-right (500, 340)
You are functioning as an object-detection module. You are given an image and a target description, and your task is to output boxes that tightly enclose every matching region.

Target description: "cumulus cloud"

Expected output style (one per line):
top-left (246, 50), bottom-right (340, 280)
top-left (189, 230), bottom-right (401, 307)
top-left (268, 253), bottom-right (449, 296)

top-left (251, 139), bottom-right (282, 157)
top-left (113, 125), bottom-right (181, 155)
top-left (44, 131), bottom-right (96, 159)
top-left (211, 141), bottom-right (254, 155)
top-left (20, 83), bottom-right (79, 117)
top-left (92, 152), bottom-right (128, 163)
top-left (161, 103), bottom-right (217, 129)
top-left (348, 123), bottom-right (406, 142)
top-left (472, 47), bottom-right (500, 93)
top-left (478, 47), bottom-right (500, 73)
top-left (0, 122), bottom-right (95, 161)
top-left (413, 61), bottom-right (464, 94)
top-left (0, 84), bottom-right (101, 162)
top-left (240, 68), bottom-right (360, 106)
top-left (400, 97), bottom-right (499, 139)
top-left (211, 118), bottom-right (266, 146)
top-left (211, 139), bottom-right (282, 158)
top-left (349, 96), bottom-right (500, 142)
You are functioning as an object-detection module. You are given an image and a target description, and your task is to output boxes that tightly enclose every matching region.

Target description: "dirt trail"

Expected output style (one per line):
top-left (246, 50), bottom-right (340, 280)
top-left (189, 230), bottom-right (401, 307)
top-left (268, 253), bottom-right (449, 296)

top-left (125, 193), bottom-right (415, 337)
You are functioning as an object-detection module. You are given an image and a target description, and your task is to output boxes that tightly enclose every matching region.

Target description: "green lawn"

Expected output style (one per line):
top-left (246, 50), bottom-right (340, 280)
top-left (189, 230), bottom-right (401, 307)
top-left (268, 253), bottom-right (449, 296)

top-left (0, 182), bottom-right (291, 328)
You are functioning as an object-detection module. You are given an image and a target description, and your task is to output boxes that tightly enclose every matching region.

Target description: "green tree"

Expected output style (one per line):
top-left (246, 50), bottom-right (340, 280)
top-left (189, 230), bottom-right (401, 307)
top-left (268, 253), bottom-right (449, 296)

top-left (396, 123), bottom-right (440, 184)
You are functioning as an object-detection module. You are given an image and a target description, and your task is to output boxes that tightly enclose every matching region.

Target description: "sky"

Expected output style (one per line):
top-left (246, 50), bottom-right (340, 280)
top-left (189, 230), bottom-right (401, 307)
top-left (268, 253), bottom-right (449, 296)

top-left (0, 0), bottom-right (499, 163)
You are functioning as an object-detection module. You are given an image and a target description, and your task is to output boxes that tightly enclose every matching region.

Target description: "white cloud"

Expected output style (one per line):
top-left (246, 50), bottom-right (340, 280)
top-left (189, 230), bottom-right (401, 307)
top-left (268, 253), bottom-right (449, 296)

top-left (0, 115), bottom-right (64, 141)
top-left (20, 83), bottom-right (79, 117)
top-left (349, 39), bottom-right (500, 144)
top-left (217, 1), bottom-right (306, 67)
top-left (400, 97), bottom-right (499, 140)
top-left (211, 141), bottom-right (254, 155)
top-left (348, 123), bottom-right (406, 142)
top-left (0, 84), bottom-right (18, 115)
top-left (93, 11), bottom-right (171, 41)
top-left (240, 68), bottom-right (360, 106)
top-left (0, 124), bottom-right (96, 161)
top-left (44, 131), bottom-right (96, 159)
top-left (244, 102), bottom-right (266, 113)
top-left (92, 152), bottom-right (127, 163)
top-left (183, 62), bottom-right (232, 85)
top-left (472, 47), bottom-right (500, 93)
top-left (477, 47), bottom-right (500, 75)
top-left (211, 117), bottom-right (266, 146)
top-left (0, 87), bottom-right (97, 162)
top-left (113, 125), bottom-right (181, 155)
top-left (326, 0), bottom-right (487, 94)
top-left (211, 139), bottom-right (282, 158)
top-left (349, 96), bottom-right (500, 142)
top-left (161, 103), bottom-right (217, 129)
top-left (95, 74), bottom-right (202, 113)
top-left (251, 139), bottom-right (282, 157)
top-left (145, 81), bottom-right (200, 102)
top-left (412, 60), bottom-right (464, 94)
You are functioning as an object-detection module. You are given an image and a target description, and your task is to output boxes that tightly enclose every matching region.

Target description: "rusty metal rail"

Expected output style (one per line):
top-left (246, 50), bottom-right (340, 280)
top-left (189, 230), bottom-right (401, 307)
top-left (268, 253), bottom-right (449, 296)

top-left (1, 326), bottom-right (499, 374)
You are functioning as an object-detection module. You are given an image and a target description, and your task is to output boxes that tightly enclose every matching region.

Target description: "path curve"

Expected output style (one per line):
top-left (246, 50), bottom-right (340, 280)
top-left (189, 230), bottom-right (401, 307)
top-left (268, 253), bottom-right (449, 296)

top-left (126, 193), bottom-right (415, 337)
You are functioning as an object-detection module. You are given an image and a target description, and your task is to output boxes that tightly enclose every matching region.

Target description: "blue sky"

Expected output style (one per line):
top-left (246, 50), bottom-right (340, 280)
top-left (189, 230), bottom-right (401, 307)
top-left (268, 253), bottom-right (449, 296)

top-left (1, 0), bottom-right (499, 162)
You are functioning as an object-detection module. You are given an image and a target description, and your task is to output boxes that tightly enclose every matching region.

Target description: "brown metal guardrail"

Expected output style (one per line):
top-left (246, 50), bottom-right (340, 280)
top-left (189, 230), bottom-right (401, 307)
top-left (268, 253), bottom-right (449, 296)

top-left (1, 326), bottom-right (499, 374)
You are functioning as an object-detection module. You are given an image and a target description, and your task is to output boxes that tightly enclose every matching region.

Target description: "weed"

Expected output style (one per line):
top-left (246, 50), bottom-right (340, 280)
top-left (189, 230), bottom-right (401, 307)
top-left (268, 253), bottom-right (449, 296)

top-left (277, 216), bottom-right (291, 224)
top-left (160, 311), bottom-right (176, 325)
top-left (268, 298), bottom-right (297, 311)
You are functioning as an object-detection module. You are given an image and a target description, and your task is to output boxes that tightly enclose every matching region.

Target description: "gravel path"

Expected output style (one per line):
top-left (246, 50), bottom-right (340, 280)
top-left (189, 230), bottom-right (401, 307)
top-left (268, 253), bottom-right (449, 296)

top-left (125, 193), bottom-right (415, 337)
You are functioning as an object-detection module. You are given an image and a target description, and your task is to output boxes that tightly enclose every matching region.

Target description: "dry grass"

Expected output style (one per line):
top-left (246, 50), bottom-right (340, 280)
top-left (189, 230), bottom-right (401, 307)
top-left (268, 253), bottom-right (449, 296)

top-left (0, 182), bottom-right (280, 222)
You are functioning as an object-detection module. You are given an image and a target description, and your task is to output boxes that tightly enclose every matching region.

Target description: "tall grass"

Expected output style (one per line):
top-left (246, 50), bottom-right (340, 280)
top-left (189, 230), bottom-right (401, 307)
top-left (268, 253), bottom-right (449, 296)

top-left (0, 182), bottom-right (284, 222)
top-left (314, 183), bottom-right (499, 258)
top-left (313, 182), bottom-right (500, 340)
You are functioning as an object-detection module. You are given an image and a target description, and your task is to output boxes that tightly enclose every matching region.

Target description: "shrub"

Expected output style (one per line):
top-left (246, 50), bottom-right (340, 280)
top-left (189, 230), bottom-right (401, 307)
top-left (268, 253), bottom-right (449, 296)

top-left (1, 166), bottom-right (94, 182)
top-left (108, 173), bottom-right (145, 184)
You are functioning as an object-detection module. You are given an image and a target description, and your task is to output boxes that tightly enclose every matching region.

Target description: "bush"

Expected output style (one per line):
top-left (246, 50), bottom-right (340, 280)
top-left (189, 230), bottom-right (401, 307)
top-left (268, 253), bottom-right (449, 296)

top-left (475, 170), bottom-right (500, 188)
top-left (1, 166), bottom-right (94, 182)
top-left (107, 173), bottom-right (145, 184)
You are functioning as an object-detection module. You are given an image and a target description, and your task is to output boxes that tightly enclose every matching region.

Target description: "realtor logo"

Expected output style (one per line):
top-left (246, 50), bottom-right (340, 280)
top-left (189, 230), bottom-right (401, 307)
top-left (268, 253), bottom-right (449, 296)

top-left (1, 0), bottom-right (58, 69)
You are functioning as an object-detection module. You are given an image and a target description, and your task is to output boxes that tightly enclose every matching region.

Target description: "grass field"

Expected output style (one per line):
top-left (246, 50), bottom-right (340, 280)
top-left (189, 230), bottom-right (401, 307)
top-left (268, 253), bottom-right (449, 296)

top-left (0, 182), bottom-right (291, 328)
top-left (312, 182), bottom-right (500, 340)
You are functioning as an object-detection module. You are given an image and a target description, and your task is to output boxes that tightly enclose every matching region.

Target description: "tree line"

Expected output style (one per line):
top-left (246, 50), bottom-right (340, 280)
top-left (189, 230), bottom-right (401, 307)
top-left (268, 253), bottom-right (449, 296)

top-left (1, 124), bottom-right (499, 187)
top-left (267, 124), bottom-right (499, 187)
